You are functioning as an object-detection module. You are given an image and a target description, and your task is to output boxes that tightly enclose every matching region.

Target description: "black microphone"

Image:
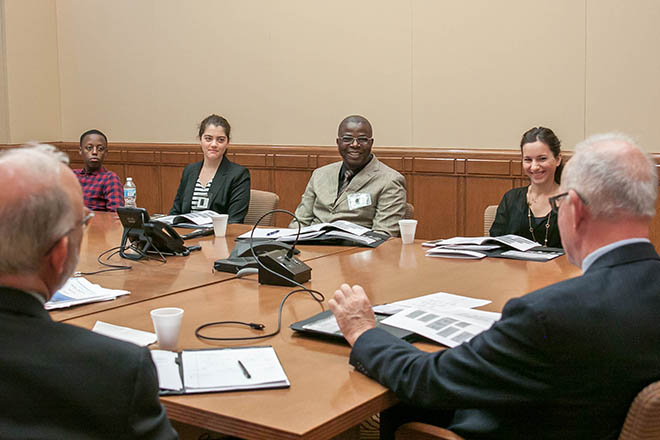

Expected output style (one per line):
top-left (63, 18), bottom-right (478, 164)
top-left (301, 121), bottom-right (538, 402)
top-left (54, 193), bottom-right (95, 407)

top-left (248, 209), bottom-right (311, 286)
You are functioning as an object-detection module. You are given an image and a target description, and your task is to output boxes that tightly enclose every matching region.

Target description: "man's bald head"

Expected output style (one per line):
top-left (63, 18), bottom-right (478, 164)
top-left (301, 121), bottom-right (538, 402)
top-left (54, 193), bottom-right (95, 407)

top-left (338, 115), bottom-right (372, 136)
top-left (0, 144), bottom-right (81, 274)
top-left (561, 133), bottom-right (657, 220)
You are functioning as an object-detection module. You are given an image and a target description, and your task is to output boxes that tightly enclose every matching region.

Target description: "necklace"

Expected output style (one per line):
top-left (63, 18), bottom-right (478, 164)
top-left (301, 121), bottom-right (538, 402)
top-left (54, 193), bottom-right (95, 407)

top-left (527, 206), bottom-right (551, 247)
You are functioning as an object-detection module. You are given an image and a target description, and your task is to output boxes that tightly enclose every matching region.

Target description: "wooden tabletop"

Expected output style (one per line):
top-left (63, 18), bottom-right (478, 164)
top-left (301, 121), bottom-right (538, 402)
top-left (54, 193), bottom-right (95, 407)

top-left (64, 238), bottom-right (582, 439)
top-left (52, 212), bottom-right (355, 322)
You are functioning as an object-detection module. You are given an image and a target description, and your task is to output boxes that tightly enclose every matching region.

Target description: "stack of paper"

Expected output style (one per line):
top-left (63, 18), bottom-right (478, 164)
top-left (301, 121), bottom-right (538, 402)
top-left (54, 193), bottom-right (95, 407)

top-left (237, 220), bottom-right (382, 247)
top-left (45, 277), bottom-right (130, 310)
top-left (92, 321), bottom-right (157, 346)
top-left (422, 234), bottom-right (563, 261)
top-left (374, 292), bottom-right (501, 348)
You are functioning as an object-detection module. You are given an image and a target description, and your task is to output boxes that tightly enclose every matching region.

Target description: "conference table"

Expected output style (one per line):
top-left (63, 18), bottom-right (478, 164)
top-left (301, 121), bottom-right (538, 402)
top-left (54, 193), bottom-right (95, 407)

top-left (59, 220), bottom-right (582, 440)
top-left (51, 212), bottom-right (354, 321)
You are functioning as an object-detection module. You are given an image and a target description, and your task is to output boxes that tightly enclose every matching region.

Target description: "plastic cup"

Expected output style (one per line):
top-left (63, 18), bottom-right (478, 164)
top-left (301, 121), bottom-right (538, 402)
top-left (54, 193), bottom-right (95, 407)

top-left (212, 214), bottom-right (229, 237)
top-left (150, 307), bottom-right (184, 350)
top-left (398, 219), bottom-right (418, 244)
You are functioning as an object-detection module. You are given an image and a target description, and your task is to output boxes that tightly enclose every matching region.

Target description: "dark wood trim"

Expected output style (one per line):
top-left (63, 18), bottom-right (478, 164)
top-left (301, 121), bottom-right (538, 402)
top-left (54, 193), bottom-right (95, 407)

top-left (3, 142), bottom-right (660, 247)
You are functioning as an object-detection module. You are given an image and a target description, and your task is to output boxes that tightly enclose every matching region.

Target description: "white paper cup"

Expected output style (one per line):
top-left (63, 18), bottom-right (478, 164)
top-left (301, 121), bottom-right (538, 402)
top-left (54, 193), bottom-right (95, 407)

top-left (398, 219), bottom-right (418, 245)
top-left (212, 214), bottom-right (229, 237)
top-left (150, 307), bottom-right (184, 350)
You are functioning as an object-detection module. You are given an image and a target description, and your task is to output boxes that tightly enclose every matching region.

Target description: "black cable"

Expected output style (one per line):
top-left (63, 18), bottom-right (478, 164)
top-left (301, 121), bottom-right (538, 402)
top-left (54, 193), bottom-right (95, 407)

top-left (195, 288), bottom-right (324, 341)
top-left (75, 246), bottom-right (132, 276)
top-left (195, 209), bottom-right (325, 342)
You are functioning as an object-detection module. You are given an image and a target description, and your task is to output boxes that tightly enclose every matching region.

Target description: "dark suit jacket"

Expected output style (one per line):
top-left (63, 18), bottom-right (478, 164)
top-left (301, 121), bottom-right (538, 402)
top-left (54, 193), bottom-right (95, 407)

top-left (169, 156), bottom-right (250, 223)
top-left (0, 286), bottom-right (177, 439)
top-left (350, 242), bottom-right (660, 439)
top-left (490, 186), bottom-right (562, 248)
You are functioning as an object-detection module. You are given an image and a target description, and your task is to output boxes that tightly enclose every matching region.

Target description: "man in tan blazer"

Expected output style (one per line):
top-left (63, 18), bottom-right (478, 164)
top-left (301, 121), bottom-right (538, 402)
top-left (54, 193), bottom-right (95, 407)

top-left (290, 115), bottom-right (407, 237)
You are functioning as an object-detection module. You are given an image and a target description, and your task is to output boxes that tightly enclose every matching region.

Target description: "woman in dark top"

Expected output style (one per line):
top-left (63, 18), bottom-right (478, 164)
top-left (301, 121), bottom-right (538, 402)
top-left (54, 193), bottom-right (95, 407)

top-left (490, 127), bottom-right (563, 248)
top-left (169, 114), bottom-right (250, 223)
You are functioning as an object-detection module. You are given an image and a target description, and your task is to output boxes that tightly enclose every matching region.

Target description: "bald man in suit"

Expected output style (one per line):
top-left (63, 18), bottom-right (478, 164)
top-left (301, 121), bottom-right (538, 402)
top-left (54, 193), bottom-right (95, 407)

top-left (0, 144), bottom-right (177, 439)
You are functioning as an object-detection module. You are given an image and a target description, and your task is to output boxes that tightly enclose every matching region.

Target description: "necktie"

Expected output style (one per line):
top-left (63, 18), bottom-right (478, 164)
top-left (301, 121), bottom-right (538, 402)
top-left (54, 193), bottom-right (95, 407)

top-left (338, 169), bottom-right (354, 196)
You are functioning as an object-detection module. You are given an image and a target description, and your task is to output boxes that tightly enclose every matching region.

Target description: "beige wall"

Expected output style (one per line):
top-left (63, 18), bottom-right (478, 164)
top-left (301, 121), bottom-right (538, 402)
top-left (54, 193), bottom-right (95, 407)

top-left (586, 0), bottom-right (660, 149)
top-left (3, 0), bottom-right (61, 143)
top-left (2, 0), bottom-right (660, 151)
top-left (0, 1), bottom-right (10, 143)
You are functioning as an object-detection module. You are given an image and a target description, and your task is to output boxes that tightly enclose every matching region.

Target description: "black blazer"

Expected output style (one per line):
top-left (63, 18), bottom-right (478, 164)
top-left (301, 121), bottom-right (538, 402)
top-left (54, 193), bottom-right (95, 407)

top-left (0, 286), bottom-right (177, 439)
top-left (350, 242), bottom-right (660, 440)
top-left (490, 186), bottom-right (562, 248)
top-left (169, 156), bottom-right (250, 223)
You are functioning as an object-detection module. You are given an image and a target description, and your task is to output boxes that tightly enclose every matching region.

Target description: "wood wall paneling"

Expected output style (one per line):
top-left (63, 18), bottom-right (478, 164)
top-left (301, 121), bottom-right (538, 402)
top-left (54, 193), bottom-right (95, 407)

top-left (649, 196), bottom-right (660, 247)
top-left (466, 159), bottom-right (511, 176)
top-left (274, 154), bottom-right (310, 169)
top-left (273, 169), bottom-right (313, 226)
top-left (248, 169), bottom-right (273, 193)
top-left (231, 152), bottom-right (268, 168)
top-left (465, 177), bottom-right (514, 237)
top-left (160, 165), bottom-right (185, 214)
top-left (412, 175), bottom-right (459, 239)
top-left (126, 164), bottom-right (160, 215)
top-left (413, 157), bottom-right (455, 174)
top-left (161, 151), bottom-right (191, 166)
top-left (3, 142), bottom-right (660, 249)
top-left (318, 155), bottom-right (342, 168)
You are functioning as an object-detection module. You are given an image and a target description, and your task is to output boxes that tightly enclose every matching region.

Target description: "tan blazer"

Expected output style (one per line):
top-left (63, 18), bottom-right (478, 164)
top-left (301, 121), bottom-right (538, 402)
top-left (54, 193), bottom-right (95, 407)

top-left (290, 155), bottom-right (407, 236)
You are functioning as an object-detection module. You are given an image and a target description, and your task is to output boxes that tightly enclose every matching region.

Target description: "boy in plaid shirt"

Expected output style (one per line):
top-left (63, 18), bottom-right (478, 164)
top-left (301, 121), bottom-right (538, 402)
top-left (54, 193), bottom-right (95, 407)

top-left (73, 129), bottom-right (124, 211)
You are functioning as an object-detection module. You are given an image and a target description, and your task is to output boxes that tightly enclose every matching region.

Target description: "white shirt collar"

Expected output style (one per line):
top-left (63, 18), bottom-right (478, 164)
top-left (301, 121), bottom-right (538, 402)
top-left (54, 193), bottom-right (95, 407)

top-left (25, 290), bottom-right (47, 305)
top-left (581, 238), bottom-right (650, 272)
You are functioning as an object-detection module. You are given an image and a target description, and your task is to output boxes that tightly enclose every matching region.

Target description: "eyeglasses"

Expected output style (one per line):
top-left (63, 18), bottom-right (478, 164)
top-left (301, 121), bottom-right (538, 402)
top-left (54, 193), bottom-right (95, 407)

top-left (80, 210), bottom-right (95, 231)
top-left (549, 191), bottom-right (588, 213)
top-left (43, 210), bottom-right (95, 256)
top-left (83, 145), bottom-right (106, 153)
top-left (340, 136), bottom-right (372, 146)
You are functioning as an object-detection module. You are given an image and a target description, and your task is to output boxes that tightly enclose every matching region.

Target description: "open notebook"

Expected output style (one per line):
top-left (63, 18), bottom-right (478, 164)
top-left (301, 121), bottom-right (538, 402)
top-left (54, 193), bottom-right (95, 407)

top-left (151, 346), bottom-right (289, 395)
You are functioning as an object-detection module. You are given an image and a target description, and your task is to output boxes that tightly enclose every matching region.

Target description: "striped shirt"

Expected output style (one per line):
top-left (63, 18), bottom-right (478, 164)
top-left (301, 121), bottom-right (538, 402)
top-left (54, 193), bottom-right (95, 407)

top-left (191, 178), bottom-right (213, 211)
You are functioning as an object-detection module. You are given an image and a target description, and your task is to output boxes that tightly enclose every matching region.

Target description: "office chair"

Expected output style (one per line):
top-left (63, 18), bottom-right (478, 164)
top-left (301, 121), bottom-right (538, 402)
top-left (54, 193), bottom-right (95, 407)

top-left (243, 190), bottom-right (279, 226)
top-left (484, 204), bottom-right (498, 236)
top-left (619, 380), bottom-right (660, 440)
top-left (395, 379), bottom-right (660, 440)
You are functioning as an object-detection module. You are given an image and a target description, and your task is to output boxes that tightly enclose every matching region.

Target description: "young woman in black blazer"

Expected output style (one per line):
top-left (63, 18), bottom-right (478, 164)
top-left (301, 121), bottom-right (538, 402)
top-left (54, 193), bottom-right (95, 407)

top-left (490, 127), bottom-right (563, 248)
top-left (169, 114), bottom-right (250, 223)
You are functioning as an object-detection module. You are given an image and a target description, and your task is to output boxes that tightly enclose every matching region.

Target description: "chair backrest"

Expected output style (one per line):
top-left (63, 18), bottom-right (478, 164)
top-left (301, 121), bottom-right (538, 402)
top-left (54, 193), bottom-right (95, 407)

top-left (619, 380), bottom-right (660, 440)
top-left (484, 204), bottom-right (498, 236)
top-left (404, 203), bottom-right (415, 220)
top-left (243, 190), bottom-right (279, 226)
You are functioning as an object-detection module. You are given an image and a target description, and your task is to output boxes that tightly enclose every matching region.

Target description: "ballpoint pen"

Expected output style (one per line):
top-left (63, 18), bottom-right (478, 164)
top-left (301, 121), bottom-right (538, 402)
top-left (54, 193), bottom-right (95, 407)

top-left (237, 360), bottom-right (251, 379)
top-left (266, 230), bottom-right (280, 236)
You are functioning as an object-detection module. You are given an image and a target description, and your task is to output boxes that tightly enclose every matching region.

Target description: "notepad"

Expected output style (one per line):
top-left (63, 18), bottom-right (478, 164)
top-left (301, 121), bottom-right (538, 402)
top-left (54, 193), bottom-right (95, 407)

top-left (150, 346), bottom-right (290, 395)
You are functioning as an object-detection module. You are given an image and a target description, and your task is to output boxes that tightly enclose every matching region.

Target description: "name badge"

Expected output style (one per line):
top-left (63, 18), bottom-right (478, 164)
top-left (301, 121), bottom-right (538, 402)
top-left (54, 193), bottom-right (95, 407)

top-left (347, 193), bottom-right (372, 210)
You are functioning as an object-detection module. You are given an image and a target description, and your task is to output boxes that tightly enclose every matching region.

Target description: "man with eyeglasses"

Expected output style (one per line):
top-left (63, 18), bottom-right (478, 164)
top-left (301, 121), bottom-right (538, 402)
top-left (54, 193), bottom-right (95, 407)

top-left (74, 128), bottom-right (124, 211)
top-left (329, 133), bottom-right (660, 439)
top-left (0, 144), bottom-right (177, 439)
top-left (290, 115), bottom-right (407, 236)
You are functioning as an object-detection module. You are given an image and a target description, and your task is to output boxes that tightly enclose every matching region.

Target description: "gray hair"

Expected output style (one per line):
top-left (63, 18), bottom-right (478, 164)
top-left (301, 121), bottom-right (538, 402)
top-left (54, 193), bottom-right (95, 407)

top-left (561, 133), bottom-right (658, 219)
top-left (0, 144), bottom-right (75, 274)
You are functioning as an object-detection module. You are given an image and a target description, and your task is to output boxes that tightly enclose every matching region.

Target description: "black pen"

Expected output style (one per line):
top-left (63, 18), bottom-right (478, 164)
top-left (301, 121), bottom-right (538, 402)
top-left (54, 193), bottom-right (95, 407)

top-left (237, 360), bottom-right (251, 379)
top-left (266, 229), bottom-right (280, 236)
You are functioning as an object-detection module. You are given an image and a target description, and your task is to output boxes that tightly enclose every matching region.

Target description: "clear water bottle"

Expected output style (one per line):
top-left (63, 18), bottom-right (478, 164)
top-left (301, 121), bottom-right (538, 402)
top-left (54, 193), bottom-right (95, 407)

top-left (123, 177), bottom-right (137, 208)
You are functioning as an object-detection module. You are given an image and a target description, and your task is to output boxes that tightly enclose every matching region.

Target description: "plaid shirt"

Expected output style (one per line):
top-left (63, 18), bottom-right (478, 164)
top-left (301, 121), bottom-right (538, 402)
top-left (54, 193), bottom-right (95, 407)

top-left (73, 167), bottom-right (124, 212)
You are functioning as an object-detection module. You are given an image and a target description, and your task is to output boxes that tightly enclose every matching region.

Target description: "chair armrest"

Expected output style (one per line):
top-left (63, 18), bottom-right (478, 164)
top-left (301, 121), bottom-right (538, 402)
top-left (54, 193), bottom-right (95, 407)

top-left (396, 422), bottom-right (465, 440)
